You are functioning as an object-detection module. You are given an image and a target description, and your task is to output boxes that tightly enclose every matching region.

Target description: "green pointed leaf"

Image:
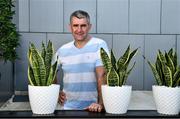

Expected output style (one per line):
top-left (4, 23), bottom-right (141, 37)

top-left (110, 49), bottom-right (117, 70)
top-left (47, 61), bottom-right (58, 85)
top-left (28, 46), bottom-right (40, 85)
top-left (28, 65), bottom-right (36, 86)
top-left (173, 66), bottom-right (180, 87)
top-left (173, 52), bottom-right (177, 69)
top-left (119, 70), bottom-right (125, 86)
top-left (147, 60), bottom-right (162, 85)
top-left (45, 40), bottom-right (53, 83)
top-left (117, 45), bottom-right (130, 70)
top-left (165, 52), bottom-right (175, 75)
top-left (162, 63), bottom-right (172, 87)
top-left (124, 48), bottom-right (138, 70)
top-left (107, 67), bottom-right (119, 86)
top-left (27, 51), bottom-right (36, 86)
top-left (158, 50), bottom-right (166, 64)
top-left (168, 48), bottom-right (173, 58)
top-left (123, 62), bottom-right (136, 85)
top-left (41, 42), bottom-right (46, 61)
top-left (100, 48), bottom-right (112, 72)
top-left (155, 56), bottom-right (164, 85)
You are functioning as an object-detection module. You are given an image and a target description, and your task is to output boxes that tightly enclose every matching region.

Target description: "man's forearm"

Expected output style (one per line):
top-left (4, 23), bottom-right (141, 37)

top-left (96, 66), bottom-right (106, 107)
top-left (97, 78), bottom-right (104, 106)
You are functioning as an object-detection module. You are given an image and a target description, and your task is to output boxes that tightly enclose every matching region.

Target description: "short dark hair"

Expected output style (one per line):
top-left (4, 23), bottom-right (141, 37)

top-left (70, 10), bottom-right (90, 24)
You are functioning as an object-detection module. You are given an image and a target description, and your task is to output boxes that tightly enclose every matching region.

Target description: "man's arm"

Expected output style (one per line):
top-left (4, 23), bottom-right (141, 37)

top-left (96, 66), bottom-right (106, 107)
top-left (54, 70), bottom-right (66, 105)
top-left (85, 66), bottom-right (106, 112)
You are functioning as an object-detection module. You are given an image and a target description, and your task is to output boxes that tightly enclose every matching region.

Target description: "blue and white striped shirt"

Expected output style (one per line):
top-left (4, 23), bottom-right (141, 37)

top-left (56, 37), bottom-right (109, 110)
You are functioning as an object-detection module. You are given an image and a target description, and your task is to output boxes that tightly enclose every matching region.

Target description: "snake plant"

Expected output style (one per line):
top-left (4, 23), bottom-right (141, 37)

top-left (147, 49), bottom-right (180, 87)
top-left (27, 40), bottom-right (58, 86)
top-left (100, 45), bottom-right (138, 86)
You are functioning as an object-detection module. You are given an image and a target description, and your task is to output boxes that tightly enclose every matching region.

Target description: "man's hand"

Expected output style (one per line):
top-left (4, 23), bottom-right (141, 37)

top-left (58, 91), bottom-right (66, 105)
top-left (84, 103), bottom-right (103, 112)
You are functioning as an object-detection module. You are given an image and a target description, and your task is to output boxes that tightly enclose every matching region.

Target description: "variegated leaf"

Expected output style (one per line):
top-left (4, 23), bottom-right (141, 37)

top-left (100, 48), bottom-right (112, 72)
top-left (148, 60), bottom-right (162, 86)
top-left (107, 67), bottom-right (119, 86)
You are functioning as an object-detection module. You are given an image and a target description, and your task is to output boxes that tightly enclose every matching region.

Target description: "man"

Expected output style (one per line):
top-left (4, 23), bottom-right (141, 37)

top-left (56, 10), bottom-right (109, 112)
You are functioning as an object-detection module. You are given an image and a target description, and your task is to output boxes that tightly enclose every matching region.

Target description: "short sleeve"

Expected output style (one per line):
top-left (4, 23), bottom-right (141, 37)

top-left (52, 50), bottom-right (61, 66)
top-left (95, 40), bottom-right (110, 67)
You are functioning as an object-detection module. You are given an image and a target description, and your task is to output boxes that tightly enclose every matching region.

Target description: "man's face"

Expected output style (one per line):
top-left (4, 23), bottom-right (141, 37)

top-left (69, 17), bottom-right (91, 41)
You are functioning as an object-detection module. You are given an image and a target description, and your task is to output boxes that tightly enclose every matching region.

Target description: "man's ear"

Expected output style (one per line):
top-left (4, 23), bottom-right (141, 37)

top-left (88, 24), bottom-right (92, 31)
top-left (68, 24), bottom-right (72, 32)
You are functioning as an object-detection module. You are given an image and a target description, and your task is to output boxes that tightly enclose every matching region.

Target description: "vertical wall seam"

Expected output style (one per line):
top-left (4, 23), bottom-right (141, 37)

top-left (16, 0), bottom-right (19, 32)
top-left (63, 0), bottom-right (64, 33)
top-left (96, 0), bottom-right (98, 34)
top-left (46, 33), bottom-right (47, 45)
top-left (160, 0), bottom-right (162, 34)
top-left (28, 0), bottom-right (30, 32)
top-left (175, 35), bottom-right (177, 51)
top-left (143, 35), bottom-right (145, 90)
top-left (128, 0), bottom-right (130, 34)
top-left (112, 34), bottom-right (114, 49)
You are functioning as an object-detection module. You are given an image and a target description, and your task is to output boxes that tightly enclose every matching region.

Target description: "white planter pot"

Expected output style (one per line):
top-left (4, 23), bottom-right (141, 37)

top-left (28, 84), bottom-right (60, 114)
top-left (102, 85), bottom-right (132, 114)
top-left (152, 85), bottom-right (180, 115)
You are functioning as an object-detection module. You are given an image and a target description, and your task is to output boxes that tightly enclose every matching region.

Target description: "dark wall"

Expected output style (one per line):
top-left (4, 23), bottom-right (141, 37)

top-left (0, 61), bottom-right (14, 102)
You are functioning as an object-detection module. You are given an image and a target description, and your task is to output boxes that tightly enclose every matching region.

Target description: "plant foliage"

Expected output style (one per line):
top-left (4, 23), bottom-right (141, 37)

top-left (0, 0), bottom-right (20, 62)
top-left (100, 45), bottom-right (138, 86)
top-left (27, 40), bottom-right (58, 86)
top-left (147, 49), bottom-right (180, 87)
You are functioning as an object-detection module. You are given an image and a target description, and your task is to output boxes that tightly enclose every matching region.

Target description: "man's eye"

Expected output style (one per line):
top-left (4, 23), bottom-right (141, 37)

top-left (73, 25), bottom-right (78, 27)
top-left (81, 25), bottom-right (87, 27)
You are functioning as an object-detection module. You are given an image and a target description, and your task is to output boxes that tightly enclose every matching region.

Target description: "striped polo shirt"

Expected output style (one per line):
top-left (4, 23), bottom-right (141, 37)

top-left (56, 37), bottom-right (109, 110)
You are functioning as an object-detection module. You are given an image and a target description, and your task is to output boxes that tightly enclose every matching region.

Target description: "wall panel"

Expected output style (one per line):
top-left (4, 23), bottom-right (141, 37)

top-left (18, 0), bottom-right (29, 31)
top-left (161, 0), bottom-right (180, 34)
top-left (97, 0), bottom-right (128, 33)
top-left (129, 0), bottom-right (161, 34)
top-left (30, 0), bottom-right (63, 32)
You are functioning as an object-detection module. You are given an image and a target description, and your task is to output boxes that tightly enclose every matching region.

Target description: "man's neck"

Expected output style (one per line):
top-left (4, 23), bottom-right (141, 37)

top-left (74, 36), bottom-right (91, 49)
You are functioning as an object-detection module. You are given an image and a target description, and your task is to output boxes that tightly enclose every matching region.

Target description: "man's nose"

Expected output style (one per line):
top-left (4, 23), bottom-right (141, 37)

top-left (77, 26), bottom-right (82, 32)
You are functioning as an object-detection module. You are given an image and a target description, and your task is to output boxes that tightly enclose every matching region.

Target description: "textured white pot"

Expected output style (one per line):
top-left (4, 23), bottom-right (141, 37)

top-left (152, 85), bottom-right (180, 115)
top-left (28, 84), bottom-right (60, 114)
top-left (102, 85), bottom-right (132, 114)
